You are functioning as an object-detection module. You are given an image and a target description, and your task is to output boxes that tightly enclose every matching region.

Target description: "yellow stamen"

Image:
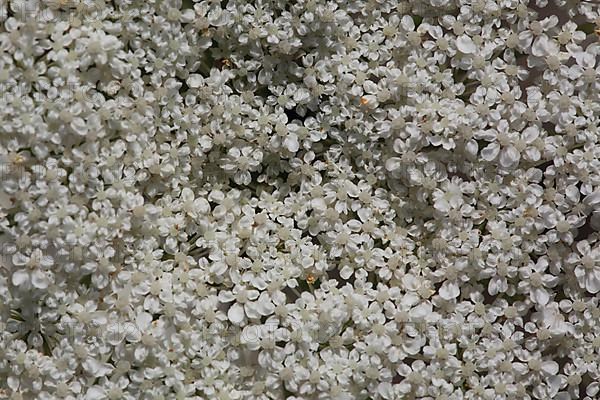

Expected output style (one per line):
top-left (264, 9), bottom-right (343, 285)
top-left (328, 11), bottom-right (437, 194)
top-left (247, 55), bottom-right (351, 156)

top-left (12, 153), bottom-right (25, 165)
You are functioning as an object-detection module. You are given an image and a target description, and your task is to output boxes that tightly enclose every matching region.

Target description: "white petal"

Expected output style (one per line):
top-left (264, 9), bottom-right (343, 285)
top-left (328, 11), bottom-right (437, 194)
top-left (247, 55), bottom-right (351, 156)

top-left (488, 278), bottom-right (500, 296)
top-left (195, 198), bottom-right (210, 214)
top-left (134, 346), bottom-right (149, 362)
top-left (293, 88), bottom-right (310, 103)
top-left (363, 80), bottom-right (378, 94)
top-left (283, 134), bottom-right (299, 152)
top-left (584, 191), bottom-right (600, 207)
top-left (106, 324), bottom-right (125, 345)
top-left (439, 281), bottom-right (460, 300)
top-left (385, 157), bottom-right (402, 171)
top-left (71, 117), bottom-right (87, 136)
top-left (7, 376), bottom-right (19, 391)
top-left (378, 382), bottom-right (394, 400)
top-left (587, 382), bottom-right (600, 397)
top-left (456, 35), bottom-right (476, 54)
top-left (208, 9), bottom-right (230, 26)
top-left (434, 198), bottom-right (450, 213)
top-left (499, 145), bottom-right (520, 169)
top-left (531, 35), bottom-right (558, 57)
top-left (136, 312), bottom-right (153, 330)
top-left (246, 289), bottom-right (260, 301)
top-left (187, 74), bottom-right (203, 88)
top-left (12, 253), bottom-right (29, 266)
top-left (465, 139), bottom-right (478, 158)
top-left (82, 358), bottom-right (113, 378)
top-left (403, 336), bottom-right (425, 355)
top-left (31, 270), bottom-right (50, 289)
top-left (522, 126), bottom-right (539, 141)
top-left (255, 293), bottom-right (275, 316)
top-left (144, 296), bottom-right (160, 312)
top-left (124, 322), bottom-right (141, 342)
top-left (410, 302), bottom-right (432, 319)
top-left (565, 185), bottom-right (580, 203)
top-left (339, 265), bottom-right (354, 280)
top-left (210, 262), bottom-right (228, 276)
top-left (531, 287), bottom-right (549, 305)
top-left (481, 142), bottom-right (500, 161)
top-left (585, 272), bottom-right (600, 294)
top-left (244, 303), bottom-right (260, 320)
top-left (218, 291), bottom-right (236, 303)
top-left (228, 303), bottom-right (245, 325)
top-left (547, 376), bottom-right (562, 395)
top-left (181, 187), bottom-right (194, 202)
top-left (40, 255), bottom-right (54, 267)
top-left (577, 51), bottom-right (596, 68)
top-left (400, 15), bottom-right (414, 31)
top-left (402, 274), bottom-right (420, 291)
top-left (85, 387), bottom-right (106, 400)
top-left (311, 198), bottom-right (327, 211)
top-left (524, 147), bottom-right (540, 162)
top-left (240, 325), bottom-right (261, 349)
top-left (12, 269), bottom-right (30, 287)
top-left (541, 360), bottom-right (559, 375)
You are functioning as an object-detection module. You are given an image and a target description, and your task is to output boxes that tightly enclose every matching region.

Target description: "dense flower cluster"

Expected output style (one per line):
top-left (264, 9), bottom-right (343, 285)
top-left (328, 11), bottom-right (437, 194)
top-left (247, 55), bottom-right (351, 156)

top-left (0, 0), bottom-right (600, 398)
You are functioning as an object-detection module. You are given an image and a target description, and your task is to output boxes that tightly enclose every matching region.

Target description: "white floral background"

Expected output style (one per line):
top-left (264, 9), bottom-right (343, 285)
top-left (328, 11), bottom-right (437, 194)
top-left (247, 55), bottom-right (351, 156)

top-left (0, 0), bottom-right (600, 399)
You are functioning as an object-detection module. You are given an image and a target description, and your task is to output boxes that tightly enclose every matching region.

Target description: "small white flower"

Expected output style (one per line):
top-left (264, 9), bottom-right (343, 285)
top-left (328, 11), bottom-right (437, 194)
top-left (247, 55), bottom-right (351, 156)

top-left (11, 249), bottom-right (53, 289)
top-left (569, 241), bottom-right (600, 294)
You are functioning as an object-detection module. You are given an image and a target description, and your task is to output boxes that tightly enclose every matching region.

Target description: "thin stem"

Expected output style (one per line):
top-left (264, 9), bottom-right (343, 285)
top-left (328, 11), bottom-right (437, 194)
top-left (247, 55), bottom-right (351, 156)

top-left (289, 286), bottom-right (302, 298)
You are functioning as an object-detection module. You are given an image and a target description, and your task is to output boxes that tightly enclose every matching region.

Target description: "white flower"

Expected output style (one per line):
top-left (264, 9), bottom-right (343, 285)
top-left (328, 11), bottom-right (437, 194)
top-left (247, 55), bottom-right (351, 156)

top-left (219, 285), bottom-right (276, 325)
top-left (0, 1), bottom-right (598, 398)
top-left (11, 249), bottom-right (53, 289)
top-left (568, 241), bottom-right (600, 294)
top-left (518, 257), bottom-right (559, 305)
top-left (179, 187), bottom-right (210, 218)
top-left (221, 146), bottom-right (263, 185)
top-left (432, 177), bottom-right (472, 214)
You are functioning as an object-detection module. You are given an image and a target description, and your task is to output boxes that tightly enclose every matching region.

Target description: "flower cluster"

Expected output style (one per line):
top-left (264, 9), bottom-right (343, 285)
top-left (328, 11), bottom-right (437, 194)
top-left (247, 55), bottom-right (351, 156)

top-left (1, 0), bottom-right (600, 399)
